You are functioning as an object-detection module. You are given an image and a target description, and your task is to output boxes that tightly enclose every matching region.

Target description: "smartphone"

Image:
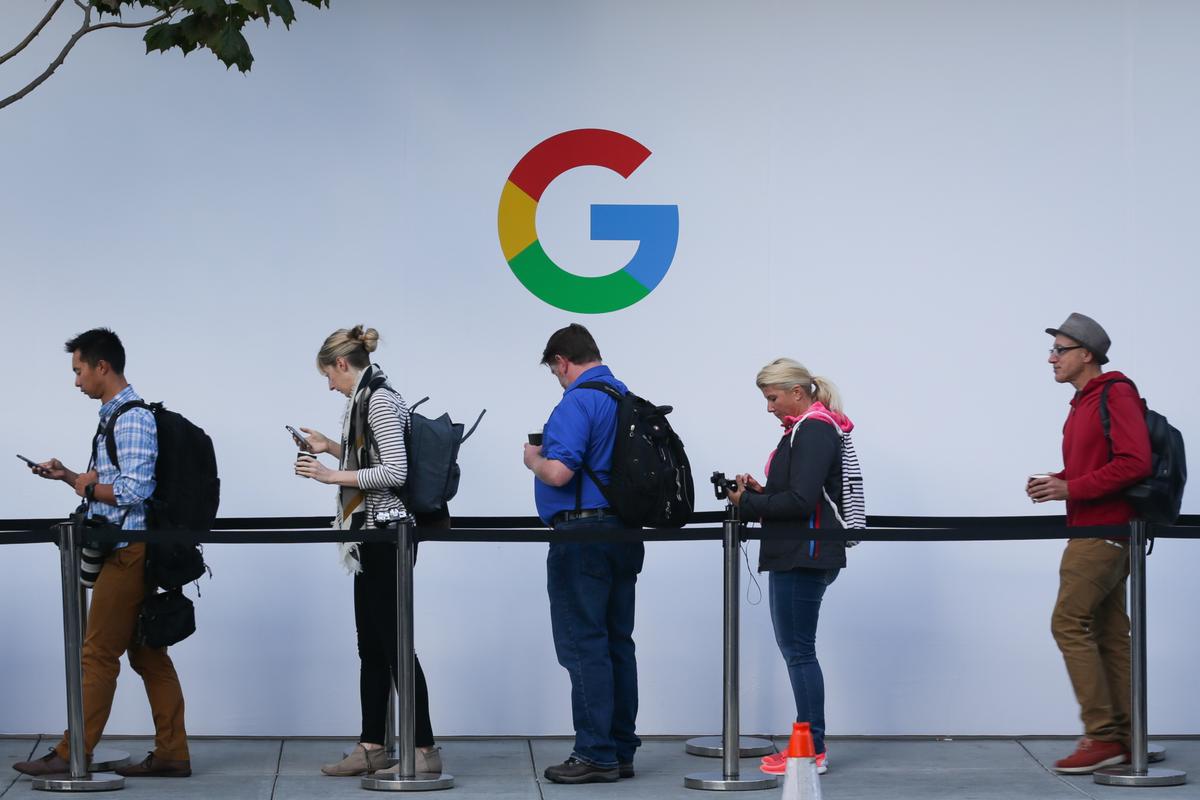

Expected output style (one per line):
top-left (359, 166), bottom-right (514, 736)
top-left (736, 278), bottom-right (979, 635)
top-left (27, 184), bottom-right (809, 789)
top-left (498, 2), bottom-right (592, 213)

top-left (16, 454), bottom-right (40, 468)
top-left (286, 425), bottom-right (313, 452)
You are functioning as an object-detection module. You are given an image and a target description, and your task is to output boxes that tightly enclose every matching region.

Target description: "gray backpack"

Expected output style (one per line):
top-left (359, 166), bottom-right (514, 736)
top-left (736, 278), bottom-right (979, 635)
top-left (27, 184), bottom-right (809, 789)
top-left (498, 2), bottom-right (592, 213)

top-left (402, 397), bottom-right (486, 514)
top-left (365, 376), bottom-right (485, 515)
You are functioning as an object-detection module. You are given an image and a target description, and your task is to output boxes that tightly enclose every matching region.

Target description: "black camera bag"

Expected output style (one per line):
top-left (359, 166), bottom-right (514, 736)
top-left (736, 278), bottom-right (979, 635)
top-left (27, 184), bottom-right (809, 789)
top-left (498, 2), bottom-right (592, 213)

top-left (136, 588), bottom-right (195, 648)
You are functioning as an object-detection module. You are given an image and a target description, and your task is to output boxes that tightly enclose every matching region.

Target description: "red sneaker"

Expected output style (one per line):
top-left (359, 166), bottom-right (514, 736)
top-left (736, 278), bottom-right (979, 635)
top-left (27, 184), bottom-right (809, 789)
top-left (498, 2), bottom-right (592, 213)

top-left (759, 752), bottom-right (786, 775)
top-left (1053, 738), bottom-right (1128, 774)
top-left (759, 751), bottom-right (827, 775)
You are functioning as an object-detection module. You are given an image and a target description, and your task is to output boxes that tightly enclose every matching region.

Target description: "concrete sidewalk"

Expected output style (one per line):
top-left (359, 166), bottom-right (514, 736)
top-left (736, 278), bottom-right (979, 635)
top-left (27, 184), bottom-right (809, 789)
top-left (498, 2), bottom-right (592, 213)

top-left (3, 736), bottom-right (1196, 799)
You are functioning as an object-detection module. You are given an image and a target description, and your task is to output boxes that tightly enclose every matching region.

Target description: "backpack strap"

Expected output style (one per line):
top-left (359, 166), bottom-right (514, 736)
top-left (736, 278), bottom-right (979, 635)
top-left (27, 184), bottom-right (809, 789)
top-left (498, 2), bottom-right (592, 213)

top-left (573, 381), bottom-right (623, 512)
top-left (358, 376), bottom-right (404, 500)
top-left (94, 400), bottom-right (153, 472)
top-left (1098, 378), bottom-right (1140, 462)
top-left (576, 380), bottom-right (623, 402)
top-left (787, 408), bottom-right (847, 534)
top-left (787, 407), bottom-right (840, 447)
top-left (460, 409), bottom-right (487, 445)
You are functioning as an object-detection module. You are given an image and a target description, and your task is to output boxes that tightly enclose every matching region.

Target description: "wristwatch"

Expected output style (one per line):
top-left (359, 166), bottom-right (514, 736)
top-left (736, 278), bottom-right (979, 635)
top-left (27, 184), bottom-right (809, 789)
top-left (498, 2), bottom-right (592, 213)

top-left (84, 481), bottom-right (98, 501)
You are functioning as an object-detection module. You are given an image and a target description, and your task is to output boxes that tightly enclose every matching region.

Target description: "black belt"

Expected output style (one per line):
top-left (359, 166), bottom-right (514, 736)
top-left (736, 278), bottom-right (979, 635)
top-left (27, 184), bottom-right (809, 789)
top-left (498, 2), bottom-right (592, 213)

top-left (550, 508), bottom-right (610, 528)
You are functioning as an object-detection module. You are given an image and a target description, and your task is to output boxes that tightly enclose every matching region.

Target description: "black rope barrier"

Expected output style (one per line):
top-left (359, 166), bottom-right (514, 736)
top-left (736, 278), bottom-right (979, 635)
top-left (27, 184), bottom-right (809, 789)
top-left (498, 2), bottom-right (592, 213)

top-left (1, 530), bottom-right (58, 545)
top-left (4, 515), bottom-right (1200, 546)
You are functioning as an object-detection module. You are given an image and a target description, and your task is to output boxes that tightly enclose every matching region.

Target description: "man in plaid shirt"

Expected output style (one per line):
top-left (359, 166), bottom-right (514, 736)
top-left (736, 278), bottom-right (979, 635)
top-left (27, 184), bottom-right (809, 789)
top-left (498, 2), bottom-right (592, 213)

top-left (16, 328), bottom-right (191, 779)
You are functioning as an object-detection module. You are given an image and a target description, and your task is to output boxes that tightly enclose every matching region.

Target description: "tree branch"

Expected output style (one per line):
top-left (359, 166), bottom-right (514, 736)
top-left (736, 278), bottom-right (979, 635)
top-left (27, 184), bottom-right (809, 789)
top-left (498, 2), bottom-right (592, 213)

top-left (0, 3), bottom-right (183, 112)
top-left (0, 4), bottom-right (90, 111)
top-left (88, 6), bottom-right (180, 33)
top-left (0, 0), bottom-right (67, 66)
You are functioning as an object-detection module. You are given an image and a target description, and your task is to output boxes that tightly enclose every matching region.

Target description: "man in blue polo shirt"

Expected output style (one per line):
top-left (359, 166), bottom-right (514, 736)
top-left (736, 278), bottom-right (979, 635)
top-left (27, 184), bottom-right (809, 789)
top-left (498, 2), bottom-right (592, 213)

top-left (523, 323), bottom-right (643, 785)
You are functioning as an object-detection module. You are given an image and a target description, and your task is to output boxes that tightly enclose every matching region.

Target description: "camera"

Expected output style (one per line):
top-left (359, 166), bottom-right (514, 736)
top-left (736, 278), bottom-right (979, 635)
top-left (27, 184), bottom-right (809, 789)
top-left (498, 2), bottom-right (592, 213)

top-left (374, 507), bottom-right (405, 527)
top-left (710, 471), bottom-right (738, 500)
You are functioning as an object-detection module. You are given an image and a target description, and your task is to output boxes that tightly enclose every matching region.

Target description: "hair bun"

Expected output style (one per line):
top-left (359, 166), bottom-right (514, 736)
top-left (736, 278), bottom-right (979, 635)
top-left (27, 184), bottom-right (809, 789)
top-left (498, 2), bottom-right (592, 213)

top-left (360, 327), bottom-right (380, 354)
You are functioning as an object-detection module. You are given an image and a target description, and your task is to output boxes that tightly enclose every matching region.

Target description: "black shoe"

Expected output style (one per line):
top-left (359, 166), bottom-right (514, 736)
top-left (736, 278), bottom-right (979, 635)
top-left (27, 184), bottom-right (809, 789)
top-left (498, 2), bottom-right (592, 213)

top-left (619, 762), bottom-right (635, 779)
top-left (544, 757), bottom-right (619, 784)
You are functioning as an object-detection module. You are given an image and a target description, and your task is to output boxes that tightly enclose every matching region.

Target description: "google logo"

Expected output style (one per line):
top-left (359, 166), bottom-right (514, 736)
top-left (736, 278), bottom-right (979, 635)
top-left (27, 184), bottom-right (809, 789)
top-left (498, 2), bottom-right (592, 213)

top-left (497, 129), bottom-right (680, 314)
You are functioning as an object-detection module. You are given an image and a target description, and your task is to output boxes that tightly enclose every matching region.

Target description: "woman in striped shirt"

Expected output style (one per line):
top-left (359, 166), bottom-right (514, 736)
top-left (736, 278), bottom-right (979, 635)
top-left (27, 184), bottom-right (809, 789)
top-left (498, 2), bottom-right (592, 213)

top-left (295, 325), bottom-right (442, 777)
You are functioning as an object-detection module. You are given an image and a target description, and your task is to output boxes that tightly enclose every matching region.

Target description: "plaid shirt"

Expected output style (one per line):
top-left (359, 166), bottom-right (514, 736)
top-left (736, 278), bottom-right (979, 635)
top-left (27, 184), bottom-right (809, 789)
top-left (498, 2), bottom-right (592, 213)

top-left (89, 385), bottom-right (157, 533)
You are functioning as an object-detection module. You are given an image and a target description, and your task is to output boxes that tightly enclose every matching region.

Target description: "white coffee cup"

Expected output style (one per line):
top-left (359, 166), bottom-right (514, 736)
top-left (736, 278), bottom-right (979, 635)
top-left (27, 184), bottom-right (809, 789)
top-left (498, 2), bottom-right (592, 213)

top-left (1027, 473), bottom-right (1052, 503)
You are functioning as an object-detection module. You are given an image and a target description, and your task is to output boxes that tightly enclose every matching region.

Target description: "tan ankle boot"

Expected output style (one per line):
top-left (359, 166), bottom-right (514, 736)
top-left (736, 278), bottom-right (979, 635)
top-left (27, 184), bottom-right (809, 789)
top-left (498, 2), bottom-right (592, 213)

top-left (373, 746), bottom-right (443, 775)
top-left (321, 744), bottom-right (392, 776)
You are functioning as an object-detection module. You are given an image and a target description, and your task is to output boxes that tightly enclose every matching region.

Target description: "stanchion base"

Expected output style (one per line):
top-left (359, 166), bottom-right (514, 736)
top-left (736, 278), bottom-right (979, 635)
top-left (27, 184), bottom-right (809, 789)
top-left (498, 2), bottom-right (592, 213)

top-left (1149, 743), bottom-right (1166, 763)
top-left (88, 749), bottom-right (130, 772)
top-left (32, 772), bottom-right (125, 792)
top-left (684, 771), bottom-right (779, 791)
top-left (361, 772), bottom-right (455, 792)
top-left (1093, 766), bottom-right (1187, 787)
top-left (685, 736), bottom-right (775, 758)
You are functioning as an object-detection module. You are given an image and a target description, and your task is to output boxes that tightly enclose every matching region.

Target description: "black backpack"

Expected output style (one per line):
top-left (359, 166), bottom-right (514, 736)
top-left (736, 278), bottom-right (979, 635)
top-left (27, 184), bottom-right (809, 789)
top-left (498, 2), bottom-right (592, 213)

top-left (364, 376), bottom-right (485, 516)
top-left (100, 401), bottom-right (217, 589)
top-left (1099, 379), bottom-right (1187, 524)
top-left (578, 381), bottom-right (694, 528)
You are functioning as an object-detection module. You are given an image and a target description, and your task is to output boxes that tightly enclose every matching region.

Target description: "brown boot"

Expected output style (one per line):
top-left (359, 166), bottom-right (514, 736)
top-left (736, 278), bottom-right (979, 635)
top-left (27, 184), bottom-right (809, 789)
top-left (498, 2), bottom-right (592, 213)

top-left (13, 750), bottom-right (71, 776)
top-left (115, 752), bottom-right (192, 778)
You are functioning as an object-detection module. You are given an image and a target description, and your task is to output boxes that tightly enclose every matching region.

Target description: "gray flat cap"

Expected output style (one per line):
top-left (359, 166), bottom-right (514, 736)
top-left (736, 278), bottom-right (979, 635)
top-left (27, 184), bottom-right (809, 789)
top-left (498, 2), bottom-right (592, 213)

top-left (1046, 312), bottom-right (1110, 365)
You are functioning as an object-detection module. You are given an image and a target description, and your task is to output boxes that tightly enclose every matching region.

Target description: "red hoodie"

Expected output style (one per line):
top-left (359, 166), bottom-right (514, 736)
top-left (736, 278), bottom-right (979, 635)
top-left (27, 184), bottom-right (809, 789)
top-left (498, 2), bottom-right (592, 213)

top-left (1056, 371), bottom-right (1152, 527)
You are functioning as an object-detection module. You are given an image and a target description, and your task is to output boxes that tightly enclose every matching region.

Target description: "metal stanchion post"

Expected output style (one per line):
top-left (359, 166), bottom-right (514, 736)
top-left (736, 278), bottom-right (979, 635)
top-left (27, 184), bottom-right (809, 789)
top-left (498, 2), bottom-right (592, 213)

top-left (684, 501), bottom-right (772, 760)
top-left (362, 518), bottom-right (453, 792)
top-left (1094, 520), bottom-right (1186, 787)
top-left (33, 520), bottom-right (124, 792)
top-left (77, 585), bottom-right (131, 773)
top-left (685, 508), bottom-right (778, 791)
top-left (386, 687), bottom-right (398, 759)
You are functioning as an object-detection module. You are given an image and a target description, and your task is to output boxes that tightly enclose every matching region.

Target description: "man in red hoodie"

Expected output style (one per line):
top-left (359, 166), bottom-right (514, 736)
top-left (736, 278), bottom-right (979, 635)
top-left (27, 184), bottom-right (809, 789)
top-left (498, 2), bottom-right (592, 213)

top-left (1028, 312), bottom-right (1151, 774)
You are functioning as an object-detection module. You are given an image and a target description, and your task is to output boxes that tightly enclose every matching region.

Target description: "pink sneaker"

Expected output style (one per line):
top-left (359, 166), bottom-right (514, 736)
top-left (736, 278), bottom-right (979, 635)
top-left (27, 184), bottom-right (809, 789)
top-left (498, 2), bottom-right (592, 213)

top-left (759, 751), bottom-right (827, 775)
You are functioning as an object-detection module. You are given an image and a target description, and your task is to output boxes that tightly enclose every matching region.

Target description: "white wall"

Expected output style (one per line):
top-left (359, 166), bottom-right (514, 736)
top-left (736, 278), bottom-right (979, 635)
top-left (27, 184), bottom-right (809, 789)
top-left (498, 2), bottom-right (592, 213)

top-left (2, 0), bottom-right (1198, 738)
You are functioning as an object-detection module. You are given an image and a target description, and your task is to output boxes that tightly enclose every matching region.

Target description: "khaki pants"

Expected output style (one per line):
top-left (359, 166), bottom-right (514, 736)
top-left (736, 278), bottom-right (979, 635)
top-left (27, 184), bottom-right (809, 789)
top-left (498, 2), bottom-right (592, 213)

top-left (1051, 538), bottom-right (1131, 746)
top-left (54, 543), bottom-right (189, 762)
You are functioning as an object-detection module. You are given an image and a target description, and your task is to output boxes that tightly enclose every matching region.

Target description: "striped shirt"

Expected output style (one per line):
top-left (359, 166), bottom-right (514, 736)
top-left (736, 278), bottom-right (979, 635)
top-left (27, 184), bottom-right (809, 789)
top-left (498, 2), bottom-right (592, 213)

top-left (354, 387), bottom-right (409, 526)
top-left (89, 385), bottom-right (157, 537)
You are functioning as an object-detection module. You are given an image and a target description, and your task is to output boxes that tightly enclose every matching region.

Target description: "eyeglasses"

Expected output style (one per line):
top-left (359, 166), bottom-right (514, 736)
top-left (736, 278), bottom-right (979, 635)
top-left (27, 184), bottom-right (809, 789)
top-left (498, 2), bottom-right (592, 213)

top-left (1049, 345), bottom-right (1085, 357)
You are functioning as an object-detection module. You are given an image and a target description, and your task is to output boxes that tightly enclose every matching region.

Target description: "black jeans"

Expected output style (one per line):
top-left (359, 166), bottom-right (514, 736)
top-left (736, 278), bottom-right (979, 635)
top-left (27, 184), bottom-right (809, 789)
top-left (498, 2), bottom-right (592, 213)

top-left (354, 540), bottom-right (434, 747)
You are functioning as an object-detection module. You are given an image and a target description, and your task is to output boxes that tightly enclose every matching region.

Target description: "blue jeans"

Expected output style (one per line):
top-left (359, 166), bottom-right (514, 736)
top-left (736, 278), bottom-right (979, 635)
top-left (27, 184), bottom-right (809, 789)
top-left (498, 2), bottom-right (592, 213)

top-left (769, 567), bottom-right (839, 755)
top-left (547, 516), bottom-right (644, 768)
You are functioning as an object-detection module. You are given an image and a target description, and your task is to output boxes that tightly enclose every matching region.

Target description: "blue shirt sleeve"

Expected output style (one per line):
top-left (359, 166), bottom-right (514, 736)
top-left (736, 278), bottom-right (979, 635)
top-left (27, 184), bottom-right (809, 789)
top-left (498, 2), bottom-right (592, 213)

top-left (541, 393), bottom-right (589, 472)
top-left (111, 408), bottom-right (157, 507)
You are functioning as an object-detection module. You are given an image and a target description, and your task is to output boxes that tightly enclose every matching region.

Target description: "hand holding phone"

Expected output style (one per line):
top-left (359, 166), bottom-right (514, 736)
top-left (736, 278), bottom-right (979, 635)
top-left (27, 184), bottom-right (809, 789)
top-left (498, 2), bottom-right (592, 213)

top-left (286, 425), bottom-right (313, 452)
top-left (17, 453), bottom-right (50, 477)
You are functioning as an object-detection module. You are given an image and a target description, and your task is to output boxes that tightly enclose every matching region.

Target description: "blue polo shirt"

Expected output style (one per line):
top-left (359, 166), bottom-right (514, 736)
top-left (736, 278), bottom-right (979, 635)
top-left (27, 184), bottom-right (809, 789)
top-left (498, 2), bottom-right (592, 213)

top-left (534, 365), bottom-right (626, 525)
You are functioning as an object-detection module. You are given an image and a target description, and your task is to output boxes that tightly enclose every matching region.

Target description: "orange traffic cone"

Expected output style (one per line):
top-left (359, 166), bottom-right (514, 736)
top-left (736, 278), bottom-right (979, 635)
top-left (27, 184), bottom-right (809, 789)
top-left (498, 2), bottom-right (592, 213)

top-left (780, 722), bottom-right (822, 800)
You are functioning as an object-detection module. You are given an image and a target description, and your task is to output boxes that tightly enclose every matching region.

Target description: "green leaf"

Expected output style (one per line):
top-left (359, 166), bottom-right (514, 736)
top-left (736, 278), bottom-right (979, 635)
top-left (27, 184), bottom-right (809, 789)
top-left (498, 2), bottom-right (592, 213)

top-left (182, 0), bottom-right (225, 14)
top-left (208, 25), bottom-right (253, 72)
top-left (238, 0), bottom-right (269, 18)
top-left (179, 12), bottom-right (223, 44)
top-left (266, 0), bottom-right (295, 26)
top-left (143, 22), bottom-right (180, 53)
top-left (298, 0), bottom-right (328, 7)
